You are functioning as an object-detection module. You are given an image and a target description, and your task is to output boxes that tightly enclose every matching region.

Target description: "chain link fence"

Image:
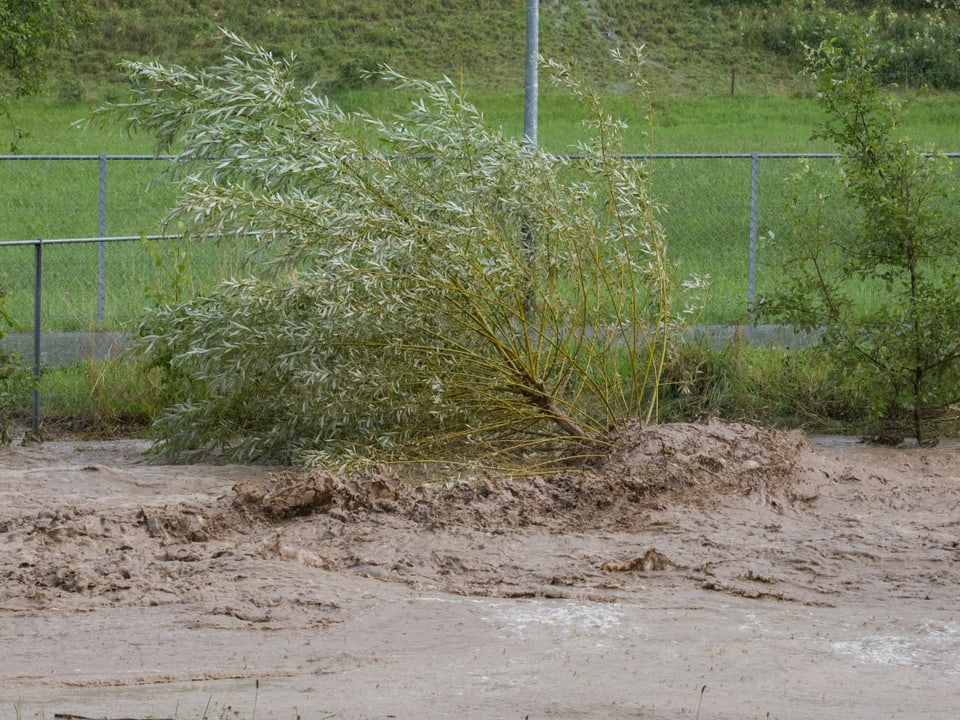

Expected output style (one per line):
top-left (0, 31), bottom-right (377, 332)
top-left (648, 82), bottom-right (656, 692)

top-left (0, 154), bottom-right (247, 330)
top-left (0, 152), bottom-right (952, 427)
top-left (0, 154), bottom-right (264, 428)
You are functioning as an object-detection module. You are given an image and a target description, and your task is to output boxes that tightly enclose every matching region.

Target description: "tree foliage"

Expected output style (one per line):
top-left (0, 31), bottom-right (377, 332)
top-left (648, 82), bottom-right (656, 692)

top-left (745, 2), bottom-right (960, 90)
top-left (0, 0), bottom-right (88, 95)
top-left (761, 28), bottom-right (960, 444)
top-left (98, 32), bottom-right (703, 469)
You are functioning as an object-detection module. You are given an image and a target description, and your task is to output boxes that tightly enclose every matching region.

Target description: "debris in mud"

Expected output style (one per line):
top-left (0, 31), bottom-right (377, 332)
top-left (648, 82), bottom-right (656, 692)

top-left (700, 578), bottom-right (835, 607)
top-left (233, 470), bottom-right (416, 520)
top-left (137, 506), bottom-right (209, 542)
top-left (601, 548), bottom-right (680, 572)
top-left (54, 714), bottom-right (175, 720)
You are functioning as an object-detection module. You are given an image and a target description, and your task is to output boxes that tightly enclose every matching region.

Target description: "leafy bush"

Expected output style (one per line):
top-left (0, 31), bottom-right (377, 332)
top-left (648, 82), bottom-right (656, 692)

top-left (329, 52), bottom-right (390, 94)
top-left (97, 32), bottom-right (703, 469)
top-left (0, 0), bottom-right (89, 95)
top-left (761, 29), bottom-right (960, 444)
top-left (743, 1), bottom-right (960, 89)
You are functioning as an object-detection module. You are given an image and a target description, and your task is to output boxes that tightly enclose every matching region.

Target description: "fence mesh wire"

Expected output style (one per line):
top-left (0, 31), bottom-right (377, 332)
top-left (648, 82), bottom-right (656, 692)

top-left (0, 156), bottom-right (272, 325)
top-left (0, 152), bottom-right (955, 425)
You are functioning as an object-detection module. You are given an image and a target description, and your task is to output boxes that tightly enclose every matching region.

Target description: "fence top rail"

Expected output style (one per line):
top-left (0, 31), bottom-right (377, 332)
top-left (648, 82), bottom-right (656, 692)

top-left (0, 231), bottom-right (263, 248)
top-left (0, 154), bottom-right (177, 161)
top-left (5, 151), bottom-right (960, 162)
top-left (0, 233), bottom-right (178, 248)
top-left (0, 152), bottom-right (840, 161)
top-left (567, 151), bottom-right (960, 159)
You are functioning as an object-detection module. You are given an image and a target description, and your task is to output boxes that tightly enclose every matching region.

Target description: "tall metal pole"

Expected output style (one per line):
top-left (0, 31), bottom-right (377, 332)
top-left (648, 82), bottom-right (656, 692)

top-left (521, 0), bottom-right (539, 318)
top-left (523, 0), bottom-right (539, 147)
top-left (97, 154), bottom-right (107, 322)
top-left (748, 152), bottom-right (759, 323)
top-left (32, 238), bottom-right (42, 431)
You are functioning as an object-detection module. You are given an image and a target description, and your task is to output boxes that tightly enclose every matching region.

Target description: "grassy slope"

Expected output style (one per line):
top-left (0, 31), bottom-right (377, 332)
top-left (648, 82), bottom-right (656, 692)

top-left (56, 1), bottom-right (781, 99)
top-left (5, 0), bottom-right (954, 155)
top-left (46, 0), bottom-right (957, 102)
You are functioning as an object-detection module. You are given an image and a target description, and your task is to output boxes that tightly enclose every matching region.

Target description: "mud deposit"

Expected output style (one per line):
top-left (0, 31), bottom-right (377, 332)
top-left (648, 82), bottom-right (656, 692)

top-left (1, 420), bottom-right (959, 719)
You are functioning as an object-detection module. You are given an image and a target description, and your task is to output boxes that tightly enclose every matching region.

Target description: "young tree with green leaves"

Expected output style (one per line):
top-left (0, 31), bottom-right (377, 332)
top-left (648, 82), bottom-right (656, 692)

top-left (0, 0), bottom-right (87, 95)
top-left (762, 28), bottom-right (960, 444)
top-left (0, 1), bottom-right (82, 395)
top-left (1, 0), bottom-right (88, 151)
top-left (97, 32), bottom-right (703, 469)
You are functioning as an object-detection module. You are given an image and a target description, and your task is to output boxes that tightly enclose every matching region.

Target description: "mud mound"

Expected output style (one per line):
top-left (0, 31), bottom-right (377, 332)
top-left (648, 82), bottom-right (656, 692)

top-left (600, 418), bottom-right (806, 498)
top-left (233, 469), bottom-right (422, 520)
top-left (423, 420), bottom-right (806, 532)
top-left (4, 421), bottom-right (960, 621)
top-left (239, 419), bottom-right (810, 534)
top-left (0, 420), bottom-right (816, 610)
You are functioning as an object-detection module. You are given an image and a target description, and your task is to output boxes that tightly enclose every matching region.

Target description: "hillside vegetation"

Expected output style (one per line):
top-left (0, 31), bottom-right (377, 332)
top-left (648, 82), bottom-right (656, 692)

top-left (32, 0), bottom-right (960, 103)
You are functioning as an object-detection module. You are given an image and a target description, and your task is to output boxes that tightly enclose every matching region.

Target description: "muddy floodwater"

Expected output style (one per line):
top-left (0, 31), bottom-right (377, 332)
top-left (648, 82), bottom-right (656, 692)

top-left (1, 420), bottom-right (958, 719)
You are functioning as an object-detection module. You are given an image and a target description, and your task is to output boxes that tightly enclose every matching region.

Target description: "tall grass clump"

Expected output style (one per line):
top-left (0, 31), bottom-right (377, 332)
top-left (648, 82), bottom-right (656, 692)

top-left (10, 356), bottom-right (157, 435)
top-left (0, 287), bottom-right (17, 443)
top-left (94, 32), bottom-right (704, 470)
top-left (660, 337), bottom-right (871, 432)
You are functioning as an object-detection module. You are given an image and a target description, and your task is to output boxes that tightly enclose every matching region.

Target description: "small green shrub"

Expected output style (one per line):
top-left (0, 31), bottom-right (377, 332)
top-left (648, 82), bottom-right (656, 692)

top-left (761, 28), bottom-right (960, 444)
top-left (329, 52), bottom-right (390, 94)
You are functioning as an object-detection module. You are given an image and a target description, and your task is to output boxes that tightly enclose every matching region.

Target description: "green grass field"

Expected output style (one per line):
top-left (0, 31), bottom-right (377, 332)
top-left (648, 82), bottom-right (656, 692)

top-left (3, 91), bottom-right (960, 332)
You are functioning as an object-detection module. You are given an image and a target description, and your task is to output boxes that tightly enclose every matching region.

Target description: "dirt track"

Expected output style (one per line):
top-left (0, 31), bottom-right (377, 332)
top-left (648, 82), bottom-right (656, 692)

top-left (1, 420), bottom-right (959, 719)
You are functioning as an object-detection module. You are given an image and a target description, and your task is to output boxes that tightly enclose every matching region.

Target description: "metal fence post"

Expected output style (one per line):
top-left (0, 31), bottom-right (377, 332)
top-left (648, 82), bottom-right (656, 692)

top-left (521, 0), bottom-right (539, 317)
top-left (524, 0), bottom-right (539, 147)
top-left (748, 152), bottom-right (759, 322)
top-left (97, 154), bottom-right (107, 322)
top-left (32, 237), bottom-right (42, 431)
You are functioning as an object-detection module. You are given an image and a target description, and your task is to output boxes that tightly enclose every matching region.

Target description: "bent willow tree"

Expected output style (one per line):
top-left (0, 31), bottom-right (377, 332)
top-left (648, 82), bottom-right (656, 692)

top-left (105, 32), bottom-right (703, 468)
